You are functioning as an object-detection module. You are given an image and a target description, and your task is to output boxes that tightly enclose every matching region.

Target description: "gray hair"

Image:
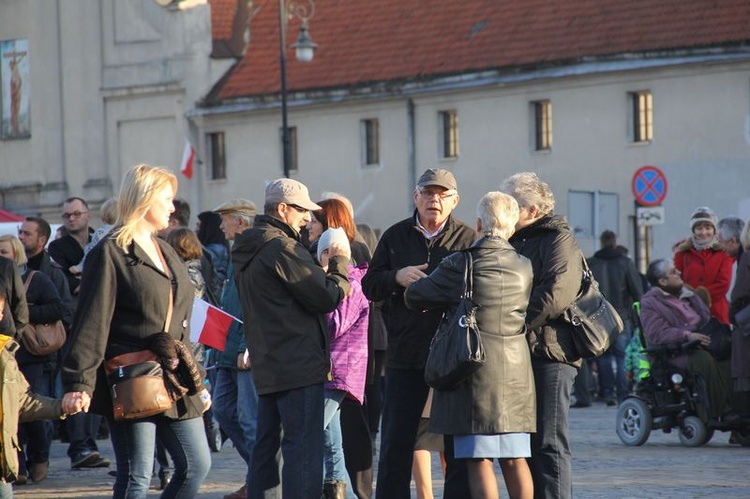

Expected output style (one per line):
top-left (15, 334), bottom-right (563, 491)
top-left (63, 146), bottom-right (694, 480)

top-left (500, 172), bottom-right (555, 216)
top-left (718, 216), bottom-right (745, 242)
top-left (646, 258), bottom-right (672, 287)
top-left (476, 191), bottom-right (519, 239)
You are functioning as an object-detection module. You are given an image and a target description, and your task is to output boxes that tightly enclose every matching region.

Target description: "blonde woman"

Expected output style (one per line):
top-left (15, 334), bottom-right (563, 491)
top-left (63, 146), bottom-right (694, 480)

top-left (61, 164), bottom-right (211, 498)
top-left (0, 234), bottom-right (65, 484)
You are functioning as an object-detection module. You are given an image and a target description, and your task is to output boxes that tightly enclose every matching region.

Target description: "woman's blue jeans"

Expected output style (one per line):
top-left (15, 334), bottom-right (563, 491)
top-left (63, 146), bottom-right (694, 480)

top-left (108, 414), bottom-right (211, 499)
top-left (323, 389), bottom-right (347, 483)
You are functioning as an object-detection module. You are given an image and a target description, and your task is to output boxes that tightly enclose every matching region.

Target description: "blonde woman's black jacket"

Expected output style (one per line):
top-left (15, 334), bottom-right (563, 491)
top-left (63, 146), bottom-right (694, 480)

top-left (362, 211), bottom-right (476, 369)
top-left (231, 215), bottom-right (350, 396)
top-left (62, 234), bottom-right (203, 419)
top-left (508, 215), bottom-right (583, 366)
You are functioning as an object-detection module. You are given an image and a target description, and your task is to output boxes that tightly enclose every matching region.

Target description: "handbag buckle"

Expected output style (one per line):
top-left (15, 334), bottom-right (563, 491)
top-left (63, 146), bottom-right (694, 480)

top-left (118, 366), bottom-right (124, 378)
top-left (571, 316), bottom-right (581, 326)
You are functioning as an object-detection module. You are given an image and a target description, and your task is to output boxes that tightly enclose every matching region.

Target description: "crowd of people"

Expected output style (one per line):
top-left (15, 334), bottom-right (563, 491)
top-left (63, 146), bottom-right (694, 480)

top-left (0, 162), bottom-right (748, 499)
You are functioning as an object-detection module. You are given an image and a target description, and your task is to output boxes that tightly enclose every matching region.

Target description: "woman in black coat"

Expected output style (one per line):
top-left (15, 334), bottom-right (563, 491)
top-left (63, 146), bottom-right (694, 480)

top-left (405, 192), bottom-right (535, 499)
top-left (0, 234), bottom-right (65, 484)
top-left (61, 164), bottom-right (211, 498)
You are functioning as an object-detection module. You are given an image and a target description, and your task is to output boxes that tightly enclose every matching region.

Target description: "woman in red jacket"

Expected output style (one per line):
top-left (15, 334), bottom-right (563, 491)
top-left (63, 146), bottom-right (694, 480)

top-left (674, 206), bottom-right (734, 324)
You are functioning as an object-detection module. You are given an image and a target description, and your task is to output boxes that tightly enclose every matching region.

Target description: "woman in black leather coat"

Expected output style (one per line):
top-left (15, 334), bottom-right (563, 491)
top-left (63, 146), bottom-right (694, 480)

top-left (405, 192), bottom-right (535, 499)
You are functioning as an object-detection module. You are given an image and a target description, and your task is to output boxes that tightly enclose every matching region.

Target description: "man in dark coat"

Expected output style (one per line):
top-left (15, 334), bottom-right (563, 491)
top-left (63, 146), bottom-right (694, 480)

top-left (363, 168), bottom-right (475, 499)
top-left (20, 217), bottom-right (74, 327)
top-left (46, 200), bottom-right (107, 469)
top-left (48, 197), bottom-right (92, 299)
top-left (502, 172), bottom-right (582, 499)
top-left (587, 230), bottom-right (643, 404)
top-left (232, 178), bottom-right (350, 499)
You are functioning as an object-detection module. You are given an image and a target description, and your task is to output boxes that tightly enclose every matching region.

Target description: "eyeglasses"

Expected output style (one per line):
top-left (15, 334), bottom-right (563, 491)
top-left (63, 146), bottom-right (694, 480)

top-left (61, 211), bottom-right (88, 220)
top-left (418, 188), bottom-right (457, 200)
top-left (287, 204), bottom-right (308, 213)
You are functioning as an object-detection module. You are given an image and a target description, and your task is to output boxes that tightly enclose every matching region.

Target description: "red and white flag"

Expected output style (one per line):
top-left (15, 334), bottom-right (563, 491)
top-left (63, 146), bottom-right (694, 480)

top-left (189, 297), bottom-right (240, 351)
top-left (180, 140), bottom-right (195, 179)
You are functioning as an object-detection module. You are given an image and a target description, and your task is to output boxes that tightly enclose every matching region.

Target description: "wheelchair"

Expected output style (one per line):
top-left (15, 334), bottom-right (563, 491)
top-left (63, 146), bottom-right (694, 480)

top-left (616, 337), bottom-right (750, 447)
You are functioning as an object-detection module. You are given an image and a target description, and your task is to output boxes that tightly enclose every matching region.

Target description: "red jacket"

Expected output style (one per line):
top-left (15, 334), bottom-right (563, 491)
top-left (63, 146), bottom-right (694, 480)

top-left (674, 242), bottom-right (733, 324)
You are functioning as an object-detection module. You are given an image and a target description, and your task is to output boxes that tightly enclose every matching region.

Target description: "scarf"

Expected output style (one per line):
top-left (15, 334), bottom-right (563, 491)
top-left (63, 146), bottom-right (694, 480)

top-left (691, 234), bottom-right (717, 252)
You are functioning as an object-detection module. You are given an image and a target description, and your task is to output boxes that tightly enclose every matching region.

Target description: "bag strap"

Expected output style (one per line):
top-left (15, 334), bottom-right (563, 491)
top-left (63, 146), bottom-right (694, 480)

top-left (23, 270), bottom-right (36, 293)
top-left (153, 240), bottom-right (174, 333)
top-left (463, 251), bottom-right (474, 300)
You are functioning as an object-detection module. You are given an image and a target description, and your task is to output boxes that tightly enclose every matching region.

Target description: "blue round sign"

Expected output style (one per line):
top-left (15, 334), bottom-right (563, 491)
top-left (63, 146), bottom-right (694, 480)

top-left (632, 166), bottom-right (667, 207)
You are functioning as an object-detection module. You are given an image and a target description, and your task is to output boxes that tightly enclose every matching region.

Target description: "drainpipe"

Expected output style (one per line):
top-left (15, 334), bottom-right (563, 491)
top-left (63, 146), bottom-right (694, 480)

top-left (407, 98), bottom-right (416, 210)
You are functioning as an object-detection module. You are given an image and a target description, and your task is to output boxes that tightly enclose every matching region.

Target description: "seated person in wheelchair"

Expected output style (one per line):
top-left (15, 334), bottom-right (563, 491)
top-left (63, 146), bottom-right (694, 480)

top-left (640, 258), bottom-right (738, 424)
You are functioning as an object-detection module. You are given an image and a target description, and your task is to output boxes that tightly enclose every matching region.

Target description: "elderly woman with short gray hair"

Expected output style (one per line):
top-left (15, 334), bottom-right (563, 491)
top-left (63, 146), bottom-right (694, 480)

top-left (405, 191), bottom-right (536, 499)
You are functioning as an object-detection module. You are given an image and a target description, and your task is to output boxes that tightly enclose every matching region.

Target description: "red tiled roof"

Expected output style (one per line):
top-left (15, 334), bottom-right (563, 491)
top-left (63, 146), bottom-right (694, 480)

top-left (212, 0), bottom-right (750, 103)
top-left (208, 0), bottom-right (237, 41)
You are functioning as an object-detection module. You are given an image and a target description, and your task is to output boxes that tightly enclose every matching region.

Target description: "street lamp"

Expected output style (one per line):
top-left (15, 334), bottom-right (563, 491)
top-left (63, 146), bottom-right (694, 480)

top-left (279, 0), bottom-right (317, 178)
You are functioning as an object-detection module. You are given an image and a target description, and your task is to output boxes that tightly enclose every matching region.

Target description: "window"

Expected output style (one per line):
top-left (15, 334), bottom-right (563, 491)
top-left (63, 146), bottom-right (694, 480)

top-left (279, 126), bottom-right (298, 173)
top-left (207, 132), bottom-right (226, 180)
top-left (438, 110), bottom-right (459, 158)
top-left (532, 100), bottom-right (552, 151)
top-left (631, 91), bottom-right (653, 142)
top-left (360, 119), bottom-right (380, 166)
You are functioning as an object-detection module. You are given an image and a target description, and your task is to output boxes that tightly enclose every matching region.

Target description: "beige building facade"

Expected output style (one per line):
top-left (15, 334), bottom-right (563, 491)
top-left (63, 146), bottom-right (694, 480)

top-left (2, 0), bottom-right (749, 265)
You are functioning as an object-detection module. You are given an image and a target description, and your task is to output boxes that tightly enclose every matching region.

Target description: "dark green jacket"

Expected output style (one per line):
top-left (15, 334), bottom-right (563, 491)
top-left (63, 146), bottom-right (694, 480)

top-left (0, 335), bottom-right (63, 483)
top-left (232, 215), bottom-right (350, 395)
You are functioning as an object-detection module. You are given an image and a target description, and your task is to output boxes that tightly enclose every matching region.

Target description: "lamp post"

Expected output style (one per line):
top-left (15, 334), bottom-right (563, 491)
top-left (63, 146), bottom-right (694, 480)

top-left (278, 0), bottom-right (317, 178)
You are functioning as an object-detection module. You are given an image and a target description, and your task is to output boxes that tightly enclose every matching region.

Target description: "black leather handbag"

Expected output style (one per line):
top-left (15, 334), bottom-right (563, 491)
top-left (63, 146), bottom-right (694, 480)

top-left (697, 317), bottom-right (732, 361)
top-left (562, 256), bottom-right (625, 358)
top-left (424, 252), bottom-right (486, 390)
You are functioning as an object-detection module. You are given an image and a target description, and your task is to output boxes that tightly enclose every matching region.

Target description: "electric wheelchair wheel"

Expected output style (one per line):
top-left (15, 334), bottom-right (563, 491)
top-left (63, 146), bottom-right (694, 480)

top-left (679, 415), bottom-right (707, 447)
top-left (616, 398), bottom-right (652, 446)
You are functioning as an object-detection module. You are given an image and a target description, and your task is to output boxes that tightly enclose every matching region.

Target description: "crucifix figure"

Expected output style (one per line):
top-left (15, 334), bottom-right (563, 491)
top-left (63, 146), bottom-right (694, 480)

top-left (3, 48), bottom-right (27, 136)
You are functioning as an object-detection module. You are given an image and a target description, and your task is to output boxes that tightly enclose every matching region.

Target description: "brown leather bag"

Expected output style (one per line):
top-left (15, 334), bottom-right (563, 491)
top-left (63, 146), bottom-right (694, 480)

top-left (104, 350), bottom-right (173, 420)
top-left (20, 271), bottom-right (66, 356)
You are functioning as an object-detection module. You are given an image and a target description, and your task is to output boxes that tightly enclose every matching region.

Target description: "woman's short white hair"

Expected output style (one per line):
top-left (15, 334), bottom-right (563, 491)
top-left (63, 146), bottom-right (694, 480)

top-left (476, 191), bottom-right (519, 239)
top-left (500, 172), bottom-right (555, 216)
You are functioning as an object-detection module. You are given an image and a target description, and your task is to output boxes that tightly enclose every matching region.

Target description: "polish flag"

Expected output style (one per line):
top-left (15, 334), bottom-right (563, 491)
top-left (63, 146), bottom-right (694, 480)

top-left (189, 297), bottom-right (240, 351)
top-left (180, 140), bottom-right (195, 179)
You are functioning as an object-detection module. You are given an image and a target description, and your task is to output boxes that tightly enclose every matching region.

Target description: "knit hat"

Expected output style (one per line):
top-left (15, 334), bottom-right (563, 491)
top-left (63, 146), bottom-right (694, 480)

top-left (690, 206), bottom-right (718, 231)
top-left (317, 227), bottom-right (350, 262)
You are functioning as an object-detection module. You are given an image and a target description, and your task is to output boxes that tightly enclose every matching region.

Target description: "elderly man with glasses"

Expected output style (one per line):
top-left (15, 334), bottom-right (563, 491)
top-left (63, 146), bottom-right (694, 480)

top-left (363, 168), bottom-right (475, 499)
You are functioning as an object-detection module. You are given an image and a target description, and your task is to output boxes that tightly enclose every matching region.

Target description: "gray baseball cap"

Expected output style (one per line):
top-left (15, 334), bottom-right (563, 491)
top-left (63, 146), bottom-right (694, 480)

top-left (265, 178), bottom-right (322, 211)
top-left (417, 168), bottom-right (457, 191)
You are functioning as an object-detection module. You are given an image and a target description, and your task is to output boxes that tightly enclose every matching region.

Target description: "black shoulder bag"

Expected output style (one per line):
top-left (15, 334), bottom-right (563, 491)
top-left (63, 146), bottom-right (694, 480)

top-left (424, 252), bottom-right (486, 390)
top-left (562, 255), bottom-right (625, 358)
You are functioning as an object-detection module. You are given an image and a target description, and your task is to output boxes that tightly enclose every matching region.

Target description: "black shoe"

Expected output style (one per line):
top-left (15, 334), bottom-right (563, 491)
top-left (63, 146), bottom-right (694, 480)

top-left (108, 470), bottom-right (118, 477)
top-left (71, 451), bottom-right (101, 469)
top-left (606, 399), bottom-right (617, 407)
top-left (571, 401), bottom-right (591, 408)
top-left (91, 457), bottom-right (111, 468)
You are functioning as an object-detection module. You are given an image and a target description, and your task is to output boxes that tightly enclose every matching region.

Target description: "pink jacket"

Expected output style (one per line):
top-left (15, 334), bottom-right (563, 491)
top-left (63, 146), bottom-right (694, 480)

top-left (326, 263), bottom-right (370, 404)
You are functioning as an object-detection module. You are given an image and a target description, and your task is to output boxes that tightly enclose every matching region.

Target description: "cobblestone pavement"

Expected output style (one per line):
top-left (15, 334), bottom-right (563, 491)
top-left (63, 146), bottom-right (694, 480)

top-left (13, 403), bottom-right (750, 498)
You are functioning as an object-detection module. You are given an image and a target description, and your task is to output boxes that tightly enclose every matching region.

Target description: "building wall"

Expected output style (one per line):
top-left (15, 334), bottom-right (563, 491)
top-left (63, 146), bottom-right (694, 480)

top-left (0, 0), bottom-right (220, 223)
top-left (195, 57), bottom-right (750, 261)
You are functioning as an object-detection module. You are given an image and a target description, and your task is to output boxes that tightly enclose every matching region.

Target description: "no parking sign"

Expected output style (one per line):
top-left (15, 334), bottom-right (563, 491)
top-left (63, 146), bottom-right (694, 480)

top-left (632, 166), bottom-right (667, 207)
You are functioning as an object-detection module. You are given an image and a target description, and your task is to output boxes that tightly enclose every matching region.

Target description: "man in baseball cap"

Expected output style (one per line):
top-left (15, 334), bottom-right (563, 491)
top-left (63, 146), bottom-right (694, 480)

top-left (231, 178), bottom-right (350, 496)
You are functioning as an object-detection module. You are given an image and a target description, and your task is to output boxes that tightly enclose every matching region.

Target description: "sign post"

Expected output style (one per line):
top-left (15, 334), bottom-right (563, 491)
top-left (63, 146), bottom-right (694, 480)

top-left (632, 166), bottom-right (668, 273)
